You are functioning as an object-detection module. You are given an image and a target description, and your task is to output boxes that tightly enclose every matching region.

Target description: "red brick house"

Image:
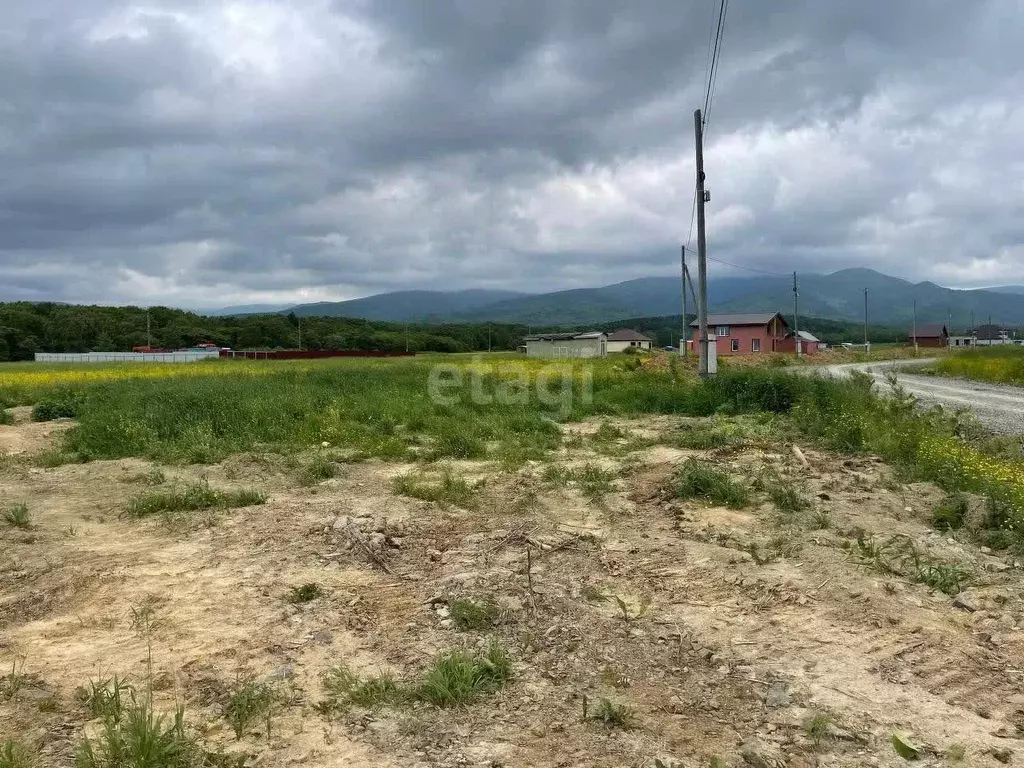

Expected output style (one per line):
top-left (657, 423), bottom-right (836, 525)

top-left (909, 324), bottom-right (948, 348)
top-left (689, 312), bottom-right (789, 356)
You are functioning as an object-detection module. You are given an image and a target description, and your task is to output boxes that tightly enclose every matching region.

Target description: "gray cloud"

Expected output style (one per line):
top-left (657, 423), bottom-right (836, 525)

top-left (0, 0), bottom-right (1021, 308)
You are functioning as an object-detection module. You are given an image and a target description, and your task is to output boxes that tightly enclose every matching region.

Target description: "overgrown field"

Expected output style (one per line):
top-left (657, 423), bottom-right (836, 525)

top-left (2, 355), bottom-right (1023, 542)
top-left (4, 355), bottom-right (1024, 766)
top-left (928, 346), bottom-right (1024, 386)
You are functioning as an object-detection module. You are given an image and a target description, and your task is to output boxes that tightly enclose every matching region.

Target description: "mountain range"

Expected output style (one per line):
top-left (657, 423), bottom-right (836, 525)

top-left (209, 269), bottom-right (1024, 329)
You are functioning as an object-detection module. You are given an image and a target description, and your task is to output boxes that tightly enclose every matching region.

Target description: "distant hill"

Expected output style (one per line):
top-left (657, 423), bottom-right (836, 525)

top-left (205, 303), bottom-right (293, 316)
top-left (267, 268), bottom-right (1024, 329)
top-left (987, 285), bottom-right (1024, 296)
top-left (288, 289), bottom-right (530, 321)
top-left (714, 268), bottom-right (1024, 330)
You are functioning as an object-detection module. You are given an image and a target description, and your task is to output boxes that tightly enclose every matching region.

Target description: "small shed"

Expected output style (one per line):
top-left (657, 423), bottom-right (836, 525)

top-left (523, 331), bottom-right (607, 358)
top-left (910, 324), bottom-right (948, 348)
top-left (605, 329), bottom-right (653, 353)
top-left (777, 330), bottom-right (821, 355)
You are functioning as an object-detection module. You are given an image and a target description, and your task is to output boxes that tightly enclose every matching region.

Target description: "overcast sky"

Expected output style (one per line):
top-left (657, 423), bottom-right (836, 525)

top-left (1, 1), bottom-right (1022, 308)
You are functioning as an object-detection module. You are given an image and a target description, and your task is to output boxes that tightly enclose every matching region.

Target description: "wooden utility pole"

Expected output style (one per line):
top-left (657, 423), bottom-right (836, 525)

top-left (863, 289), bottom-right (869, 352)
top-left (912, 300), bottom-right (917, 350)
top-left (680, 246), bottom-right (688, 357)
top-left (793, 271), bottom-right (801, 357)
top-left (694, 109), bottom-right (711, 377)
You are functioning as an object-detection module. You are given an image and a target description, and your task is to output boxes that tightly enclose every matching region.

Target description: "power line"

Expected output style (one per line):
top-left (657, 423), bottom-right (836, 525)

top-left (681, 248), bottom-right (790, 277)
top-left (703, 0), bottom-right (730, 130)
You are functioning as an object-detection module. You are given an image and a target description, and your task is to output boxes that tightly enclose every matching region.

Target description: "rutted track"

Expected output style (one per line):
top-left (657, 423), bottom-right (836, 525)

top-left (822, 358), bottom-right (1024, 436)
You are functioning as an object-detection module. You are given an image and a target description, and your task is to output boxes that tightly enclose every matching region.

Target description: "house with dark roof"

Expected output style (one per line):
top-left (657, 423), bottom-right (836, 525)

top-left (909, 324), bottom-right (948, 348)
top-left (689, 312), bottom-right (789, 356)
top-left (605, 329), bottom-right (653, 353)
top-left (777, 330), bottom-right (822, 355)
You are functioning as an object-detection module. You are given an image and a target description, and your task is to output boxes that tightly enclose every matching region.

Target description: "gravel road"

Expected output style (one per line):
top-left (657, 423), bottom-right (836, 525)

top-left (822, 358), bottom-right (1024, 437)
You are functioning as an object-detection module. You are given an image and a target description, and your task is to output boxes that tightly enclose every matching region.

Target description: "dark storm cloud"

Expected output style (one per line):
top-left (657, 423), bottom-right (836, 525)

top-left (0, 0), bottom-right (1021, 308)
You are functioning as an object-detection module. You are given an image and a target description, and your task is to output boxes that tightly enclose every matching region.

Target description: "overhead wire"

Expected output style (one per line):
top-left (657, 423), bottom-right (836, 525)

top-left (685, 0), bottom-right (730, 253)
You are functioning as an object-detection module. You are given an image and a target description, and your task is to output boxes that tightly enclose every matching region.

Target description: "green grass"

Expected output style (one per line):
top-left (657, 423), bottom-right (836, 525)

top-left (671, 459), bottom-right (751, 508)
top-left (449, 598), bottom-right (500, 631)
top-left (932, 493), bottom-right (969, 531)
top-left (287, 583), bottom-right (325, 604)
top-left (223, 679), bottom-right (275, 740)
top-left (2, 503), bottom-right (31, 529)
top-left (0, 739), bottom-right (37, 768)
top-left (586, 697), bottom-right (636, 729)
top-left (322, 642), bottom-right (512, 711)
top-left (930, 347), bottom-right (1024, 386)
top-left (323, 666), bottom-right (404, 710)
top-left (803, 712), bottom-right (832, 750)
top-left (393, 470), bottom-right (479, 509)
top-left (763, 475), bottom-right (811, 515)
top-left (852, 534), bottom-right (971, 595)
top-left (125, 482), bottom-right (267, 518)
top-left (671, 426), bottom-right (734, 450)
top-left (122, 469), bottom-right (166, 486)
top-left (0, 409), bottom-right (12, 426)
top-left (415, 642), bottom-right (512, 708)
top-left (76, 676), bottom-right (134, 722)
top-left (75, 698), bottom-right (209, 768)
top-left (300, 455), bottom-right (338, 485)
top-left (7, 357), bottom-right (1023, 545)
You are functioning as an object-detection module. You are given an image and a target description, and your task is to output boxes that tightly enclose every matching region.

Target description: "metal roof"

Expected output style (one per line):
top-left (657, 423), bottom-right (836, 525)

top-left (606, 329), bottom-right (652, 341)
top-left (910, 324), bottom-right (947, 338)
top-left (796, 330), bottom-right (820, 342)
top-left (523, 331), bottom-right (606, 341)
top-left (689, 312), bottom-right (786, 328)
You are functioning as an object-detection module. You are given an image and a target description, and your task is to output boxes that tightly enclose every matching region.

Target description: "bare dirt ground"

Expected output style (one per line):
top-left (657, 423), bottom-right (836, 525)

top-left (2, 412), bottom-right (1023, 767)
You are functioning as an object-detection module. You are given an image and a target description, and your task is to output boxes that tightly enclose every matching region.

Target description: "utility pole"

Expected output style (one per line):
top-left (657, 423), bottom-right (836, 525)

top-left (863, 289), bottom-right (869, 352)
top-left (405, 323), bottom-right (409, 353)
top-left (297, 315), bottom-right (302, 350)
top-left (146, 309), bottom-right (151, 348)
top-left (793, 271), bottom-right (801, 357)
top-left (680, 245), bottom-right (688, 357)
top-left (694, 109), bottom-right (711, 377)
top-left (913, 301), bottom-right (921, 352)
top-left (487, 324), bottom-right (492, 352)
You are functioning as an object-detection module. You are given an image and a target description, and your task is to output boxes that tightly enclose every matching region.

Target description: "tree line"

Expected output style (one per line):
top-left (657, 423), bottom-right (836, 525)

top-left (0, 302), bottom-right (534, 361)
top-left (0, 301), bottom-right (912, 362)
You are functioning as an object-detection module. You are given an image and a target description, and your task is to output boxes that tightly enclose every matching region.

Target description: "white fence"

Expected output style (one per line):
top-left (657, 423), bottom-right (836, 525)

top-left (34, 350), bottom-right (221, 364)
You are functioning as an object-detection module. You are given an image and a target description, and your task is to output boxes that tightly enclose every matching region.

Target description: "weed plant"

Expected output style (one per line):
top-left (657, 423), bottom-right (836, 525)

top-left (449, 598), bottom-right (499, 631)
top-left (0, 739), bottom-right (37, 768)
top-left (126, 482), bottom-right (266, 518)
top-left (671, 459), bottom-right (750, 508)
top-left (2, 503), bottom-right (31, 529)
top-left (393, 470), bottom-right (478, 509)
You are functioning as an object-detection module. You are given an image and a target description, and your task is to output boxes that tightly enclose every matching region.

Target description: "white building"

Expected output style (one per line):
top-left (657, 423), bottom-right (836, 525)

top-left (523, 331), bottom-right (607, 358)
top-left (34, 349), bottom-right (222, 364)
top-left (605, 329), bottom-right (653, 353)
top-left (947, 336), bottom-right (976, 348)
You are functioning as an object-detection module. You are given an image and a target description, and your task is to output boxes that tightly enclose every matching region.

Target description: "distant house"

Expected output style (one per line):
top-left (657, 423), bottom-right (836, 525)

top-left (975, 324), bottom-right (1014, 345)
top-left (948, 335), bottom-right (975, 348)
top-left (605, 329), bottom-right (653, 353)
top-left (910, 324), bottom-right (948, 348)
top-left (689, 312), bottom-right (789, 356)
top-left (777, 330), bottom-right (822, 355)
top-left (523, 331), bottom-right (607, 358)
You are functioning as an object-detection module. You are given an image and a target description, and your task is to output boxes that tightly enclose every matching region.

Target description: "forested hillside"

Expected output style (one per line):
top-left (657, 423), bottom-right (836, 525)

top-left (0, 303), bottom-right (531, 361)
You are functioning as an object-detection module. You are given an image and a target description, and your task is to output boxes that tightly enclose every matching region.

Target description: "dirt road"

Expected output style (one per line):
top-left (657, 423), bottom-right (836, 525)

top-left (823, 358), bottom-right (1024, 436)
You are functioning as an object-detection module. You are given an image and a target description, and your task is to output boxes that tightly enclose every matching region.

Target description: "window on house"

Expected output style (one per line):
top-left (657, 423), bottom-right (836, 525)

top-left (731, 338), bottom-right (740, 352)
top-left (751, 338), bottom-right (761, 352)
top-left (716, 325), bottom-right (730, 336)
